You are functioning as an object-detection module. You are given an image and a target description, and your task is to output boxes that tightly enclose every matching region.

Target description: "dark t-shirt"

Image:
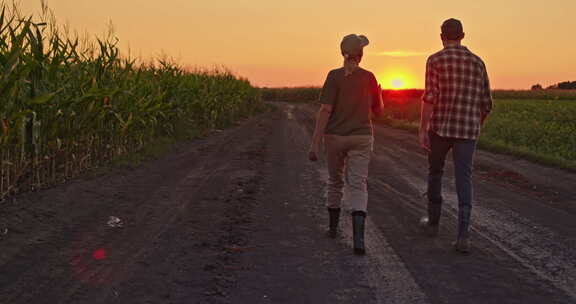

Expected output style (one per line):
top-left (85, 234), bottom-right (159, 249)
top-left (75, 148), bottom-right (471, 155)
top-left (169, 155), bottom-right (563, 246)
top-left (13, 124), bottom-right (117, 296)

top-left (319, 67), bottom-right (379, 136)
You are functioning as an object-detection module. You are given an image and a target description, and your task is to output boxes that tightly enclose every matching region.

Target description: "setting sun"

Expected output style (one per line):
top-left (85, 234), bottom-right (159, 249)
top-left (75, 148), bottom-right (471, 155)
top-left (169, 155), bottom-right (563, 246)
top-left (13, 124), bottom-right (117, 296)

top-left (391, 79), bottom-right (405, 89)
top-left (377, 69), bottom-right (416, 90)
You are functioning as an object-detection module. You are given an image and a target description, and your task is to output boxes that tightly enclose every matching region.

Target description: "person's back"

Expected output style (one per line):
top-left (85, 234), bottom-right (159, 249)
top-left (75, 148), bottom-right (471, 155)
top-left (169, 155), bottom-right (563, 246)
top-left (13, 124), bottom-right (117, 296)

top-left (309, 34), bottom-right (383, 255)
top-left (321, 67), bottom-right (379, 137)
top-left (419, 18), bottom-right (492, 254)
top-left (424, 45), bottom-right (491, 139)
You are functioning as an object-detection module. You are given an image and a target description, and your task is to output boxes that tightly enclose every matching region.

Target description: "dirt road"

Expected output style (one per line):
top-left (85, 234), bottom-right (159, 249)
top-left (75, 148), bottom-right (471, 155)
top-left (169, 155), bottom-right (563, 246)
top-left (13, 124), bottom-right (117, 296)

top-left (1, 102), bottom-right (575, 304)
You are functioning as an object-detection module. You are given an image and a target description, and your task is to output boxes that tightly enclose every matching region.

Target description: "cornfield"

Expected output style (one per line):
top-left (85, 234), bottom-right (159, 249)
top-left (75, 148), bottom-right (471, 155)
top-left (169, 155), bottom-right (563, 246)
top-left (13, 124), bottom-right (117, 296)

top-left (0, 3), bottom-right (263, 199)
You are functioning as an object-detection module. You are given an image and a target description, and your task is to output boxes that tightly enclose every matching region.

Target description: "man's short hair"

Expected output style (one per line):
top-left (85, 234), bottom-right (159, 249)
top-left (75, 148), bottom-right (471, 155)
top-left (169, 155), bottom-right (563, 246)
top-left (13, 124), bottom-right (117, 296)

top-left (441, 18), bottom-right (464, 40)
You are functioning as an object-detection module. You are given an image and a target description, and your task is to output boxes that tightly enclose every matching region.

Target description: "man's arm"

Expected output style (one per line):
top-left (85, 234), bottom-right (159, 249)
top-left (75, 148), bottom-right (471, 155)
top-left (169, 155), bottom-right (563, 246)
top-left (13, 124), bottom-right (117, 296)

top-left (309, 104), bottom-right (332, 161)
top-left (419, 57), bottom-right (437, 151)
top-left (480, 64), bottom-right (493, 125)
top-left (419, 102), bottom-right (434, 151)
top-left (420, 102), bottom-right (434, 132)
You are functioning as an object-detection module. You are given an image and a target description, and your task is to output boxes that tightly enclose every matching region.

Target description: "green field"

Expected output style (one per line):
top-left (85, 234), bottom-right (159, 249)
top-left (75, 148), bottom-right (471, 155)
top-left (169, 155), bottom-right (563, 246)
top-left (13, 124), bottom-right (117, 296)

top-left (480, 99), bottom-right (576, 168)
top-left (0, 4), bottom-right (263, 199)
top-left (261, 87), bottom-right (576, 170)
top-left (378, 93), bottom-right (576, 169)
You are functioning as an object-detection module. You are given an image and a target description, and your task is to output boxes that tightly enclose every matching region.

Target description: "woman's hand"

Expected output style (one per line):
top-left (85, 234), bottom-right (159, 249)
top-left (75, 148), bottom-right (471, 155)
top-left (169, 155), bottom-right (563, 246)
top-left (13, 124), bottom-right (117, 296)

top-left (309, 104), bottom-right (332, 162)
top-left (308, 140), bottom-right (321, 162)
top-left (308, 151), bottom-right (318, 162)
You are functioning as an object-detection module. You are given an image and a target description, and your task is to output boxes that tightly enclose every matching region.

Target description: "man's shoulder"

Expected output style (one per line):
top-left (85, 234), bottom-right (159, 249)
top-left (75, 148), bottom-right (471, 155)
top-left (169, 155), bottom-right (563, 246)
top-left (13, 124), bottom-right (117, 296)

top-left (466, 50), bottom-right (486, 67)
top-left (428, 46), bottom-right (486, 66)
top-left (428, 46), bottom-right (468, 60)
top-left (458, 47), bottom-right (487, 70)
top-left (427, 49), bottom-right (447, 61)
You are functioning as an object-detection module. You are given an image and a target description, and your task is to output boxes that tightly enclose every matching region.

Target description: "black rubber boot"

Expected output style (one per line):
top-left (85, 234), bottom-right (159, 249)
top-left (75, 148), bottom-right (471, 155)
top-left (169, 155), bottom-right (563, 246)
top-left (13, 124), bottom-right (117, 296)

top-left (427, 199), bottom-right (442, 226)
top-left (352, 211), bottom-right (366, 255)
top-left (453, 237), bottom-right (471, 254)
top-left (327, 208), bottom-right (341, 238)
top-left (420, 199), bottom-right (442, 237)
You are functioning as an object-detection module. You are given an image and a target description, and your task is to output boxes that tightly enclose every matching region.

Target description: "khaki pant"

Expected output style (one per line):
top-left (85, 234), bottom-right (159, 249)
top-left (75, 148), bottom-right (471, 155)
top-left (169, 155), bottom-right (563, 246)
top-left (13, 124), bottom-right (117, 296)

top-left (324, 135), bottom-right (373, 212)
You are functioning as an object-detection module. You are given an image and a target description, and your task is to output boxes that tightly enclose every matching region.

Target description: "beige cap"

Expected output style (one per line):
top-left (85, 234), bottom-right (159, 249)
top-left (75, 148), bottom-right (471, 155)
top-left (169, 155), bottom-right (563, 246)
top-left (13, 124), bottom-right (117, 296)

top-left (340, 34), bottom-right (369, 57)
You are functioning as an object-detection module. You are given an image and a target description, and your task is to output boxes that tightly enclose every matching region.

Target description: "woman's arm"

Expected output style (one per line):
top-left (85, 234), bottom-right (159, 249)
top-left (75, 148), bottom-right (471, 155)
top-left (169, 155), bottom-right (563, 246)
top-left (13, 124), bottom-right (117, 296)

top-left (372, 84), bottom-right (384, 117)
top-left (309, 104), bottom-right (333, 161)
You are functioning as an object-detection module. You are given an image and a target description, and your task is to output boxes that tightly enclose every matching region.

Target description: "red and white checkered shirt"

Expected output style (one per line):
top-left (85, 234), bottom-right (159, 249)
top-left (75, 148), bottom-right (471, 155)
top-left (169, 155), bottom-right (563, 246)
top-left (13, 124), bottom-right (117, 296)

top-left (422, 45), bottom-right (493, 140)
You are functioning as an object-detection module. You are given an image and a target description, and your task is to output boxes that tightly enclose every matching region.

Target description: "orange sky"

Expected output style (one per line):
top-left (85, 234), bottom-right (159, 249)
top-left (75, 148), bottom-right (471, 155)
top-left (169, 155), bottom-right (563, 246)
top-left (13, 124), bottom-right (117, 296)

top-left (21, 1), bottom-right (576, 89)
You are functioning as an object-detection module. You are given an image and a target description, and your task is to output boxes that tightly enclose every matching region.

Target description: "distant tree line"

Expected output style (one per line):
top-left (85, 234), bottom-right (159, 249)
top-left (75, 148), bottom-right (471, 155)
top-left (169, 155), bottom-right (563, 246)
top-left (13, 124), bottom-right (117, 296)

top-left (532, 81), bottom-right (576, 90)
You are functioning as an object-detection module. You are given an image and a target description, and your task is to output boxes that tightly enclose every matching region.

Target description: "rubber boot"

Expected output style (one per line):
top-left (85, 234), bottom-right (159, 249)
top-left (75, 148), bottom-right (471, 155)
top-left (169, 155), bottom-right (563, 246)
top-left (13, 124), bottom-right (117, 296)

top-left (327, 208), bottom-right (341, 238)
top-left (454, 215), bottom-right (471, 254)
top-left (352, 211), bottom-right (366, 255)
top-left (427, 200), bottom-right (442, 226)
top-left (420, 200), bottom-right (441, 237)
top-left (453, 237), bottom-right (471, 254)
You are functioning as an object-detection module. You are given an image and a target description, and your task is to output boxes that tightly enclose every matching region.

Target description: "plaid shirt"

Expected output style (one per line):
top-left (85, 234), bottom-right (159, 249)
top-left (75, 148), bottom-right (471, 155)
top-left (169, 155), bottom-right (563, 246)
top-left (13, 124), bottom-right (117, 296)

top-left (422, 45), bottom-right (493, 140)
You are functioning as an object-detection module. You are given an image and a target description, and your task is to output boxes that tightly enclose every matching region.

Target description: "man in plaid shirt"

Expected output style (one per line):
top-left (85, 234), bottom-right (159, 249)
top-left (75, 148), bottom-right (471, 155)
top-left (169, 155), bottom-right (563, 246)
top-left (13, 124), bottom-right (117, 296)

top-left (419, 18), bottom-right (493, 253)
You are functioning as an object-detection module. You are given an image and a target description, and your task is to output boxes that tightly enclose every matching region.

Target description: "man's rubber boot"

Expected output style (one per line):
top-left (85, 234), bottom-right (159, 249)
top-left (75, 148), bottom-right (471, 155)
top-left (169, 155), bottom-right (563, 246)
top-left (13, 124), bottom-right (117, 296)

top-left (453, 237), bottom-right (471, 254)
top-left (328, 208), bottom-right (341, 238)
top-left (419, 199), bottom-right (442, 237)
top-left (352, 211), bottom-right (366, 255)
top-left (419, 217), bottom-right (440, 237)
top-left (454, 218), bottom-right (471, 254)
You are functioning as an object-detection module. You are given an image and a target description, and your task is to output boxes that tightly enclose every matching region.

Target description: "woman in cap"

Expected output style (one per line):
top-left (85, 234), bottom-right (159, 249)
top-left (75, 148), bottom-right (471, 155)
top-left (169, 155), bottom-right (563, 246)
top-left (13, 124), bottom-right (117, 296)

top-left (309, 34), bottom-right (383, 255)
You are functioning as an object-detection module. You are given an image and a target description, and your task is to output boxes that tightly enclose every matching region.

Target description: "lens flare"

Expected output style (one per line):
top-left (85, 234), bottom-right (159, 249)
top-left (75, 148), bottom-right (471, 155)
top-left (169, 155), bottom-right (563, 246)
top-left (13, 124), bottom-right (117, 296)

top-left (69, 245), bottom-right (112, 286)
top-left (92, 248), bottom-right (107, 260)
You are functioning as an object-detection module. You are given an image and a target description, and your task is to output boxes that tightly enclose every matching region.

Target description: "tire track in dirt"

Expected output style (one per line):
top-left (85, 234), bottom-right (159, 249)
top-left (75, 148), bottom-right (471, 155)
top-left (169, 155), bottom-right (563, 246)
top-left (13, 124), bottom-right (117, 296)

top-left (0, 113), bottom-right (272, 304)
top-left (290, 103), bottom-right (430, 304)
top-left (315, 167), bottom-right (430, 304)
top-left (371, 129), bottom-right (576, 302)
top-left (2, 102), bottom-right (575, 303)
top-left (293, 102), bottom-right (576, 303)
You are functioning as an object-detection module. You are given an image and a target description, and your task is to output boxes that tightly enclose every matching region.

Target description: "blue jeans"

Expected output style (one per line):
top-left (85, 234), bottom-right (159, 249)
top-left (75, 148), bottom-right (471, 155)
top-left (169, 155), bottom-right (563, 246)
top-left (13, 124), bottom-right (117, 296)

top-left (427, 130), bottom-right (477, 238)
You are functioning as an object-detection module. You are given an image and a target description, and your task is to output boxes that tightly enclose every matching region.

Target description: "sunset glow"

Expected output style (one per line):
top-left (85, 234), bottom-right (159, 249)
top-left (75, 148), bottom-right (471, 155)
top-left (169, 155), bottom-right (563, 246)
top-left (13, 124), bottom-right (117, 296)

top-left (377, 69), bottom-right (416, 90)
top-left (19, 1), bottom-right (576, 89)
